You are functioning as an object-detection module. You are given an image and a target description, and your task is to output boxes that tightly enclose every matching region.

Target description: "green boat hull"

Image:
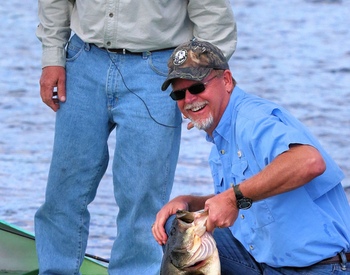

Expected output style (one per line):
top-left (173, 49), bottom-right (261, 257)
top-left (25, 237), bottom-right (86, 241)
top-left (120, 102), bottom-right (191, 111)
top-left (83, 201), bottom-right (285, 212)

top-left (0, 220), bottom-right (108, 274)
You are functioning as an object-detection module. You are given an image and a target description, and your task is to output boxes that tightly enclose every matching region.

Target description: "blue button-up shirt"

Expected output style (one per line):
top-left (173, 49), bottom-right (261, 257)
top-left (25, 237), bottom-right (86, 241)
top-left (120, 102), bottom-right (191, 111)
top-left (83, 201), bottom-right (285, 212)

top-left (207, 86), bottom-right (350, 267)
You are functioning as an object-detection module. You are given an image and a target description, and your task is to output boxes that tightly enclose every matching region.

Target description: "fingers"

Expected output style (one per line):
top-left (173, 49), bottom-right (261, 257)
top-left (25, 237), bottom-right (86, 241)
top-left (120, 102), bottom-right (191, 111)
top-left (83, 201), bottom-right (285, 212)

top-left (187, 121), bottom-right (194, 130)
top-left (152, 206), bottom-right (173, 245)
top-left (182, 115), bottom-right (194, 130)
top-left (152, 213), bottom-right (169, 245)
top-left (204, 193), bottom-right (239, 232)
top-left (40, 66), bottom-right (66, 112)
top-left (56, 72), bottom-right (66, 103)
top-left (205, 213), bottom-right (216, 233)
top-left (152, 198), bottom-right (190, 245)
top-left (206, 212), bottom-right (230, 233)
top-left (40, 82), bottom-right (59, 112)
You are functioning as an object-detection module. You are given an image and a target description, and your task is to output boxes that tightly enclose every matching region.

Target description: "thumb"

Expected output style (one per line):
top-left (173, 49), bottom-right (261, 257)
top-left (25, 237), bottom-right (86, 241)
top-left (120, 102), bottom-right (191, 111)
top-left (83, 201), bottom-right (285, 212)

top-left (57, 76), bottom-right (66, 102)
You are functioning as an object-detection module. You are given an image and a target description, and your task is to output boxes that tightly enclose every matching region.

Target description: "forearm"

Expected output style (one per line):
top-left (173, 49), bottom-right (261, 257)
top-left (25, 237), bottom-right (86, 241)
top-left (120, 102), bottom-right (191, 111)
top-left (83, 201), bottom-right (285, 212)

top-left (240, 144), bottom-right (326, 202)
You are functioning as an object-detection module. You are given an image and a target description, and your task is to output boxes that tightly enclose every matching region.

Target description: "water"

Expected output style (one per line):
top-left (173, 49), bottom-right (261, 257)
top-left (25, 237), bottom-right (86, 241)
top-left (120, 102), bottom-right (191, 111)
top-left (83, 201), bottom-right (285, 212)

top-left (0, 0), bottom-right (349, 260)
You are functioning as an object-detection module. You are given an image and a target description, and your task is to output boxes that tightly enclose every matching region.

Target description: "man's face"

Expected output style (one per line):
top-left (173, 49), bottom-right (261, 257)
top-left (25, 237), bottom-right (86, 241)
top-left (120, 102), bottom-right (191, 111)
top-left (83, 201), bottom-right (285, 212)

top-left (171, 70), bottom-right (232, 136)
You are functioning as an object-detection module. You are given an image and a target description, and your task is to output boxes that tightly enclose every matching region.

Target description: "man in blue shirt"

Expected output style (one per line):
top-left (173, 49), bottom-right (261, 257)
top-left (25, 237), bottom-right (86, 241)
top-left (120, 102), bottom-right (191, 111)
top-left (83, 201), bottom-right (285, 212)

top-left (152, 40), bottom-right (350, 274)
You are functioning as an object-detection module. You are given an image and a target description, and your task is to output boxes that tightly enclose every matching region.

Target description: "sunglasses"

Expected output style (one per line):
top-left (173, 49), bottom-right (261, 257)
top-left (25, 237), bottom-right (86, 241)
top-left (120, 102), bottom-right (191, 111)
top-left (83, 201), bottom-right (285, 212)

top-left (169, 75), bottom-right (218, 101)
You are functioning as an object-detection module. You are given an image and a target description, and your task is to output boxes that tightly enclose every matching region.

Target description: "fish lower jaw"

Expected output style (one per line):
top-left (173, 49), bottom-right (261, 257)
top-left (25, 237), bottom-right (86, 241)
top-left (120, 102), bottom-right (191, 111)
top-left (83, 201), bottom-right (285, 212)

top-left (182, 259), bottom-right (208, 271)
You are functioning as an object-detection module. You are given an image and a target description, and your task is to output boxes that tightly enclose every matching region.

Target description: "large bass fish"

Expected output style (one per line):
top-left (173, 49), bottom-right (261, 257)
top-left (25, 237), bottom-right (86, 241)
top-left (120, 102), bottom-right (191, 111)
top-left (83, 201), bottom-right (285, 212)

top-left (160, 209), bottom-right (220, 275)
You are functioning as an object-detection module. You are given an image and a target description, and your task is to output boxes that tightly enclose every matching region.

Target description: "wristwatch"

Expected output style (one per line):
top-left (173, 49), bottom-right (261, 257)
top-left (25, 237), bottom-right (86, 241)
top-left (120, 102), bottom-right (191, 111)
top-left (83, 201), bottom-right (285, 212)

top-left (232, 184), bottom-right (253, 210)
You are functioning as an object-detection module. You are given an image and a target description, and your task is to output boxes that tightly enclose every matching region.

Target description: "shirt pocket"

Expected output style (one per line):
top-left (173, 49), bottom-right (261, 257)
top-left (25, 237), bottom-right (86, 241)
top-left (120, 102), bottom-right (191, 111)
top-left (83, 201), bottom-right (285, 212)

top-left (231, 158), bottom-right (249, 185)
top-left (231, 158), bottom-right (275, 230)
top-left (250, 200), bottom-right (275, 230)
top-left (210, 163), bottom-right (225, 194)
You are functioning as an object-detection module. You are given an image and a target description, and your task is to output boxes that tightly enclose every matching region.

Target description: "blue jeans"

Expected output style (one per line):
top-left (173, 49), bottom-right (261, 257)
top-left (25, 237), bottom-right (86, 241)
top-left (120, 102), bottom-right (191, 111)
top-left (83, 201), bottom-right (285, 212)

top-left (35, 34), bottom-right (181, 274)
top-left (164, 217), bottom-right (350, 274)
top-left (213, 228), bottom-right (350, 275)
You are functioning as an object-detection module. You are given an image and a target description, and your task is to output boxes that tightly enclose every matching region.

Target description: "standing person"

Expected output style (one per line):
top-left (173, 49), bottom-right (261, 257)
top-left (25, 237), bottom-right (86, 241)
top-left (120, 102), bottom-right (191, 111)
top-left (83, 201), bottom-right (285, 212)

top-left (35, 0), bottom-right (237, 274)
top-left (152, 40), bottom-right (350, 274)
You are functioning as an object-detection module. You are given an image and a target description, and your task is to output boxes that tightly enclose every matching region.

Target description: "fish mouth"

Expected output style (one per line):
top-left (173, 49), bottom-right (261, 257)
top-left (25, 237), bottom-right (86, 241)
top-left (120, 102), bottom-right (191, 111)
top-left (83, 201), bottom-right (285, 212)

top-left (176, 209), bottom-right (208, 224)
top-left (162, 210), bottom-right (220, 274)
top-left (174, 210), bottom-right (217, 269)
top-left (176, 210), bottom-right (208, 238)
top-left (170, 210), bottom-right (217, 274)
top-left (176, 210), bottom-right (196, 223)
top-left (182, 232), bottom-right (217, 269)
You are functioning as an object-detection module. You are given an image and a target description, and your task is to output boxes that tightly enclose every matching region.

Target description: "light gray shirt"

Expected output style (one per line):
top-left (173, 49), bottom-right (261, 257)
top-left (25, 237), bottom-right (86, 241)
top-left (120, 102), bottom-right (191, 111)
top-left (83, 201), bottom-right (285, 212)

top-left (36, 0), bottom-right (237, 68)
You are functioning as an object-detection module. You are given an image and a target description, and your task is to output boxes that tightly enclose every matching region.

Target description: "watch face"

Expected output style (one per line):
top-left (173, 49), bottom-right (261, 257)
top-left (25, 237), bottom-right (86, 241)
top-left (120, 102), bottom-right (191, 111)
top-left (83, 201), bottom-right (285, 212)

top-left (233, 184), bottom-right (252, 210)
top-left (238, 198), bottom-right (252, 210)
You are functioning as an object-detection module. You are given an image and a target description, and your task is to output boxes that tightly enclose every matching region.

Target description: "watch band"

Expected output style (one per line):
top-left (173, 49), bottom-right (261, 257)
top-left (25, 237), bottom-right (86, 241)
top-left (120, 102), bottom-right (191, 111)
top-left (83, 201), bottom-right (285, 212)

top-left (232, 184), bottom-right (253, 210)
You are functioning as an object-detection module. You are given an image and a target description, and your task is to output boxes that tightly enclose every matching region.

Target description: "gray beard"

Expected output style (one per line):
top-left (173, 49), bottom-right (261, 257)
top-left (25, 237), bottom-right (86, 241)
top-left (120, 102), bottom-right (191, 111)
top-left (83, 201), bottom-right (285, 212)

top-left (191, 114), bottom-right (214, 131)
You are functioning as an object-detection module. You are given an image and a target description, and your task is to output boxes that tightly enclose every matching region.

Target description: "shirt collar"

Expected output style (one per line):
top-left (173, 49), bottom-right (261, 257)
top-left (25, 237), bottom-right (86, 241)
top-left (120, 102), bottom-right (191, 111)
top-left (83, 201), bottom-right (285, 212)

top-left (206, 86), bottom-right (245, 143)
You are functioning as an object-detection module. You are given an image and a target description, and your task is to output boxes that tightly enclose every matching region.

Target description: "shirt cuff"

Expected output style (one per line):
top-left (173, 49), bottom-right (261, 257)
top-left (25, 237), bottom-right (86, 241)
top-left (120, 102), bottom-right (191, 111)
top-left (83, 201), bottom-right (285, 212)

top-left (41, 46), bottom-right (66, 68)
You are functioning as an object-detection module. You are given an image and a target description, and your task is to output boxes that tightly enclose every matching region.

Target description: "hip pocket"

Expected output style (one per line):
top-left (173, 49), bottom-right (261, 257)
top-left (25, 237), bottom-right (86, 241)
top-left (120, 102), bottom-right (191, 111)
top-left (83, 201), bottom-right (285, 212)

top-left (148, 49), bottom-right (173, 77)
top-left (66, 35), bottom-right (85, 62)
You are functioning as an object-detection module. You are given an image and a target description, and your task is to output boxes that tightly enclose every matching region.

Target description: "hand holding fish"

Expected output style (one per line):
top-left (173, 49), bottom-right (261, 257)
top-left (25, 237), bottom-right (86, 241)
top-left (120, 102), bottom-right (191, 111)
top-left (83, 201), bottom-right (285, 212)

top-left (152, 196), bottom-right (190, 245)
top-left (152, 195), bottom-right (213, 245)
top-left (204, 188), bottom-right (239, 232)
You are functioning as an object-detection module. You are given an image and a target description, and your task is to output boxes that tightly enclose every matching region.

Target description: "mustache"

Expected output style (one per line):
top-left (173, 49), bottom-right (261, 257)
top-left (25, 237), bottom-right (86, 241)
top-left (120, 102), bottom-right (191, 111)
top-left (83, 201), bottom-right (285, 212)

top-left (184, 100), bottom-right (209, 111)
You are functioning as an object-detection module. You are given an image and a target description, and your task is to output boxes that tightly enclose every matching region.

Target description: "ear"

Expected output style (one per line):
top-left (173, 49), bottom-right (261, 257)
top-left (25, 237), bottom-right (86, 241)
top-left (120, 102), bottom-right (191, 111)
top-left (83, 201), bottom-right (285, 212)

top-left (223, 70), bottom-right (235, 93)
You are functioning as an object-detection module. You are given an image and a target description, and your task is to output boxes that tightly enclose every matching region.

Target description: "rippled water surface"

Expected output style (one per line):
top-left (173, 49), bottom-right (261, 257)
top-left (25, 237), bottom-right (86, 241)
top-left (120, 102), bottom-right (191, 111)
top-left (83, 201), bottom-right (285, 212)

top-left (1, 0), bottom-right (349, 260)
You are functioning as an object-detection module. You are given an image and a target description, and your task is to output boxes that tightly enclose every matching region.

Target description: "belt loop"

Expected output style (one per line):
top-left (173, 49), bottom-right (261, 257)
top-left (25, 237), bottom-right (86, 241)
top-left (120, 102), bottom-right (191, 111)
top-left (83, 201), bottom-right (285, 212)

top-left (142, 51), bottom-right (150, 59)
top-left (84, 43), bottom-right (91, 52)
top-left (340, 251), bottom-right (347, 271)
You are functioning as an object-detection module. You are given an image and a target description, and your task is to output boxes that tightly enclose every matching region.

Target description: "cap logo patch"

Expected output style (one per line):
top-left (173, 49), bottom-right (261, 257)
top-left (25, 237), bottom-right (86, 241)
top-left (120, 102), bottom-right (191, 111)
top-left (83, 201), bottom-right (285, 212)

top-left (173, 49), bottom-right (188, 66)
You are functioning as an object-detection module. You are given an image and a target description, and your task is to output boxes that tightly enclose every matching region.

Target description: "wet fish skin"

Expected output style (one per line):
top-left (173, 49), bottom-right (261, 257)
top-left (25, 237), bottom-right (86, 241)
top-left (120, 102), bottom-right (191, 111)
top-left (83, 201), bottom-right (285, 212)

top-left (160, 210), bottom-right (220, 275)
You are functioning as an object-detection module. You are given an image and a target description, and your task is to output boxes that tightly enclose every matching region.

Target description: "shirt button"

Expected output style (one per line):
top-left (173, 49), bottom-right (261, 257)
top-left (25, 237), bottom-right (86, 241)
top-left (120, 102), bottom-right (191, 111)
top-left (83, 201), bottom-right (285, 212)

top-left (249, 245), bottom-right (254, 250)
top-left (237, 150), bottom-right (242, 158)
top-left (109, 12), bottom-right (114, 17)
top-left (106, 41), bottom-right (111, 46)
top-left (240, 214), bottom-right (245, 219)
top-left (220, 150), bottom-right (225, 155)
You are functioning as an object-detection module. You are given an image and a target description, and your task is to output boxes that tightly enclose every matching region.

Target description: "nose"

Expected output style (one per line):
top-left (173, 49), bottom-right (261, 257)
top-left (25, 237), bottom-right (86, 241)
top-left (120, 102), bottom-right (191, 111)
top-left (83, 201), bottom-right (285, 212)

top-left (184, 89), bottom-right (198, 102)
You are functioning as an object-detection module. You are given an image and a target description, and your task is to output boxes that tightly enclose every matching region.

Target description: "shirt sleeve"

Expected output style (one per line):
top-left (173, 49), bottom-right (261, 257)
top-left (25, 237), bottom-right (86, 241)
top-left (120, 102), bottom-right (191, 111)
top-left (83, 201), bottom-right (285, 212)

top-left (188, 0), bottom-right (237, 60)
top-left (243, 107), bottom-right (344, 199)
top-left (36, 0), bottom-right (75, 68)
top-left (248, 110), bottom-right (314, 168)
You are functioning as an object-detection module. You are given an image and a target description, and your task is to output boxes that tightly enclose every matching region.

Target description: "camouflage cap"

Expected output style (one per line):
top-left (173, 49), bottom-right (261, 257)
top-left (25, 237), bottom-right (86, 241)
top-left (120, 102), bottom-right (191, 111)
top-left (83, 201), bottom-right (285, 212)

top-left (161, 40), bottom-right (229, 91)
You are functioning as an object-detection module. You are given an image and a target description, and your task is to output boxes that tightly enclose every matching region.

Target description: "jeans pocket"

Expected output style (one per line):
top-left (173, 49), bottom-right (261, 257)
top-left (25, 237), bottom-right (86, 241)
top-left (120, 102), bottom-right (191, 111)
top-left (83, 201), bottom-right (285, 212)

top-left (66, 35), bottom-right (85, 62)
top-left (147, 49), bottom-right (173, 76)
